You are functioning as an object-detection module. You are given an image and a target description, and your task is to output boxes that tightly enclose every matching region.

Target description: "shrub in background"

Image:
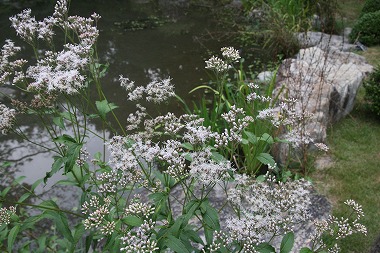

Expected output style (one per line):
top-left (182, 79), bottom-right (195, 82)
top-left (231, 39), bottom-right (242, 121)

top-left (361, 0), bottom-right (380, 16)
top-left (350, 10), bottom-right (380, 46)
top-left (364, 65), bottom-right (380, 115)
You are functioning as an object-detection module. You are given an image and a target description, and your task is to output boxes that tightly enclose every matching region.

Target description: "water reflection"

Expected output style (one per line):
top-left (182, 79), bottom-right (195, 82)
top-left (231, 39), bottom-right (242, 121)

top-left (0, 0), bottom-right (227, 197)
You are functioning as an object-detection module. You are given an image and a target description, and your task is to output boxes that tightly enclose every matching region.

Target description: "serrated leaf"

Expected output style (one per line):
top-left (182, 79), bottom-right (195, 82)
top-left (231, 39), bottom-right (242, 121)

top-left (12, 176), bottom-right (26, 186)
top-left (258, 133), bottom-right (274, 144)
top-left (256, 242), bottom-right (276, 253)
top-left (44, 210), bottom-right (74, 243)
top-left (64, 143), bottom-right (82, 174)
top-left (1, 186), bottom-right (11, 197)
top-left (181, 142), bottom-right (194, 151)
top-left (31, 179), bottom-right (43, 192)
top-left (280, 232), bottom-right (294, 253)
top-left (53, 134), bottom-right (77, 144)
top-left (96, 99), bottom-right (118, 119)
top-left (244, 130), bottom-right (257, 144)
top-left (256, 153), bottom-right (276, 166)
top-left (165, 235), bottom-right (191, 253)
top-left (8, 224), bottom-right (20, 252)
top-left (53, 116), bottom-right (65, 129)
top-left (18, 193), bottom-right (31, 203)
top-left (45, 156), bottom-right (64, 183)
top-left (123, 216), bottom-right (143, 227)
top-left (211, 152), bottom-right (225, 163)
top-left (299, 248), bottom-right (314, 253)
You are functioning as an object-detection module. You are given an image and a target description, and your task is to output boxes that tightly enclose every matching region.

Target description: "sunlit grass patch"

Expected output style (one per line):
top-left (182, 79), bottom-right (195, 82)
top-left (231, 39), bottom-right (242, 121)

top-left (312, 89), bottom-right (380, 252)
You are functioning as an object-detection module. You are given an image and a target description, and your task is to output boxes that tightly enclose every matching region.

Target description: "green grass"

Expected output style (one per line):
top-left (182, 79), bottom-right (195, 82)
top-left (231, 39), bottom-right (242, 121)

top-left (337, 0), bottom-right (366, 26)
top-left (309, 2), bottom-right (380, 251)
top-left (311, 88), bottom-right (380, 252)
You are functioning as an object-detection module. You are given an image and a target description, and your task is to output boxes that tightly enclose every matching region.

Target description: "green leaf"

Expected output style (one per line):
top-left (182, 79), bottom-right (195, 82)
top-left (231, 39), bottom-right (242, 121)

top-left (256, 242), bottom-right (276, 253)
top-left (256, 153), bottom-right (276, 166)
top-left (64, 143), bottom-right (83, 174)
top-left (8, 224), bottom-right (20, 252)
top-left (44, 210), bottom-right (74, 243)
top-left (181, 142), bottom-right (194, 151)
top-left (18, 193), bottom-right (31, 203)
top-left (31, 179), bottom-right (43, 192)
top-left (200, 201), bottom-right (220, 245)
top-left (211, 151), bottom-right (226, 163)
top-left (183, 227), bottom-right (204, 245)
top-left (189, 85), bottom-right (219, 95)
top-left (244, 130), bottom-right (257, 144)
top-left (241, 138), bottom-right (249, 145)
top-left (299, 248), bottom-right (314, 253)
top-left (258, 133), bottom-right (274, 144)
top-left (280, 232), bottom-right (294, 253)
top-left (45, 156), bottom-right (64, 183)
top-left (96, 99), bottom-right (118, 119)
top-left (53, 116), bottom-right (65, 129)
top-left (1, 186), bottom-right (11, 197)
top-left (12, 176), bottom-right (26, 186)
top-left (53, 134), bottom-right (77, 144)
top-left (123, 216), bottom-right (143, 227)
top-left (165, 235), bottom-right (191, 253)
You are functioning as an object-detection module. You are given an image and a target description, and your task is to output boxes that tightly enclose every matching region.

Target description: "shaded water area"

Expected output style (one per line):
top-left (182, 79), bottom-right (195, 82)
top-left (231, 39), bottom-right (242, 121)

top-left (0, 0), bottom-right (238, 205)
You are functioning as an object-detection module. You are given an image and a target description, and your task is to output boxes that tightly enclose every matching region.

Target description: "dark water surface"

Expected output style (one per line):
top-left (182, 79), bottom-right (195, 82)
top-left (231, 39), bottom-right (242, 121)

top-left (0, 0), bottom-right (230, 198)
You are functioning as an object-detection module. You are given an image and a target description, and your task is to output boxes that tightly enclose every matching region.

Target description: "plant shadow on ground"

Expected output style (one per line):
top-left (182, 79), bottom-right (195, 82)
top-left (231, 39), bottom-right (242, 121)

top-left (311, 87), bottom-right (380, 252)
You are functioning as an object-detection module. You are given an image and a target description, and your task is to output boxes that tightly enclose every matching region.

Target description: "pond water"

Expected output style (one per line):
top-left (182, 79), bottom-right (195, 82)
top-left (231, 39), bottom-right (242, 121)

top-left (0, 0), bottom-right (236, 200)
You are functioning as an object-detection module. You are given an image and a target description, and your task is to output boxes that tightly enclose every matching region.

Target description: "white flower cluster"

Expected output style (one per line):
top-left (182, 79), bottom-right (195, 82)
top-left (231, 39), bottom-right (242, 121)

top-left (0, 206), bottom-right (16, 225)
top-left (205, 56), bottom-right (228, 72)
top-left (205, 47), bottom-right (241, 73)
top-left (125, 199), bottom-right (155, 219)
top-left (221, 47), bottom-right (241, 62)
top-left (314, 142), bottom-right (329, 152)
top-left (226, 173), bottom-right (311, 248)
top-left (120, 76), bottom-right (175, 104)
top-left (82, 196), bottom-right (114, 235)
top-left (312, 199), bottom-right (367, 248)
top-left (220, 105), bottom-right (254, 143)
top-left (0, 103), bottom-right (16, 135)
top-left (7, 0), bottom-right (100, 94)
top-left (189, 148), bottom-right (233, 185)
top-left (120, 219), bottom-right (159, 253)
top-left (0, 40), bottom-right (26, 85)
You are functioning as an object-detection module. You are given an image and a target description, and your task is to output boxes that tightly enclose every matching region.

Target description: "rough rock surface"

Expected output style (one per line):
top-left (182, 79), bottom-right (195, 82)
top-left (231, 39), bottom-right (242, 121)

top-left (297, 30), bottom-right (356, 51)
top-left (271, 44), bottom-right (373, 164)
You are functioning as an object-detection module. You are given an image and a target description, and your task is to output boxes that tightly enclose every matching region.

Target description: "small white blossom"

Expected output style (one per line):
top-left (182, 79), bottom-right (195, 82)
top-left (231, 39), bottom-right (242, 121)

top-left (145, 77), bottom-right (175, 103)
top-left (0, 103), bottom-right (16, 134)
top-left (315, 143), bottom-right (329, 152)
top-left (205, 56), bottom-right (228, 72)
top-left (221, 47), bottom-right (241, 62)
top-left (9, 9), bottom-right (38, 43)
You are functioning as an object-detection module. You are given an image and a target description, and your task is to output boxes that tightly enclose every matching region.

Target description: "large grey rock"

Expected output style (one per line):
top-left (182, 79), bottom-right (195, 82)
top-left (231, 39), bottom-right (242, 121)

top-left (297, 31), bottom-right (356, 51)
top-left (272, 46), bottom-right (372, 164)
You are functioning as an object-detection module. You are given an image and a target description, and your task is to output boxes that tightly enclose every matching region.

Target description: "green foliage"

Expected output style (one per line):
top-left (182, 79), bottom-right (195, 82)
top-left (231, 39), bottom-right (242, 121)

top-left (350, 10), bottom-right (380, 46)
top-left (361, 0), bottom-right (380, 16)
top-left (363, 65), bottom-right (380, 115)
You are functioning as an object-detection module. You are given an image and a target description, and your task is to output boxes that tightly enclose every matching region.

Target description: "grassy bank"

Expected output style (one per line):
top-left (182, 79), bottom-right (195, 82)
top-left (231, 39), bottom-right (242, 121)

top-left (312, 94), bottom-right (380, 252)
top-left (310, 1), bottom-right (380, 251)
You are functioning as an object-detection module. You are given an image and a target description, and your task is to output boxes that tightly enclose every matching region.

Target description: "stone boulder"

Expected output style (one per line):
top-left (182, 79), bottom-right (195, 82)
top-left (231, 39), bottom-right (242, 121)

top-left (272, 46), bottom-right (372, 163)
top-left (297, 30), bottom-right (356, 51)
